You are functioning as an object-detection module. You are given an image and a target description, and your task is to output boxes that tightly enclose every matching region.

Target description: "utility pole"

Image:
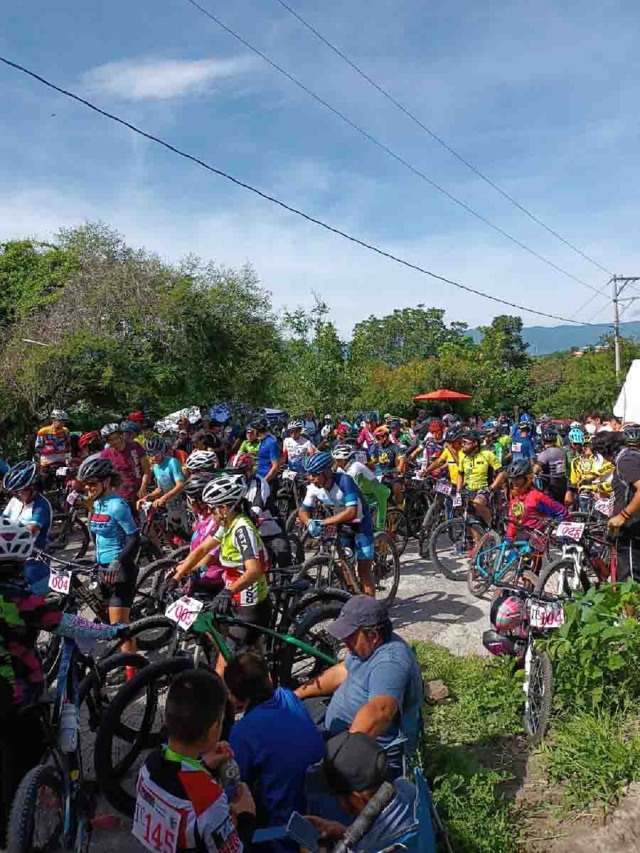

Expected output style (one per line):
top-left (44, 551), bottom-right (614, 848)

top-left (611, 276), bottom-right (640, 377)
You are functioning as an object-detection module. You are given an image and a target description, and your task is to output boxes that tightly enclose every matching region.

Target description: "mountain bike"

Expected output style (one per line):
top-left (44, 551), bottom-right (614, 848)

top-left (534, 520), bottom-right (614, 599)
top-left (295, 526), bottom-right (400, 606)
top-left (46, 473), bottom-right (91, 559)
top-left (5, 621), bottom-right (148, 852)
top-left (94, 596), bottom-right (344, 816)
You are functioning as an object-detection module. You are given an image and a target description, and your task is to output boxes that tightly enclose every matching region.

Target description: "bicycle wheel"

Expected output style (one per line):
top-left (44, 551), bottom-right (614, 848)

top-left (385, 508), bottom-right (409, 557)
top-left (372, 532), bottom-right (400, 606)
top-left (7, 763), bottom-right (64, 853)
top-left (467, 530), bottom-right (501, 597)
top-left (48, 512), bottom-right (90, 559)
top-left (534, 557), bottom-right (589, 599)
top-left (295, 555), bottom-right (346, 591)
top-left (523, 646), bottom-right (553, 742)
top-left (95, 656), bottom-right (192, 817)
top-left (429, 518), bottom-right (479, 581)
top-left (277, 602), bottom-right (344, 688)
top-left (130, 559), bottom-right (180, 650)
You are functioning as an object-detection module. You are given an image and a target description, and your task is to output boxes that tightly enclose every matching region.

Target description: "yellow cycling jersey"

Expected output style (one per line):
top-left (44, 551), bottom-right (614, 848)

top-left (459, 449), bottom-right (501, 491)
top-left (570, 454), bottom-right (614, 493)
top-left (434, 447), bottom-right (462, 485)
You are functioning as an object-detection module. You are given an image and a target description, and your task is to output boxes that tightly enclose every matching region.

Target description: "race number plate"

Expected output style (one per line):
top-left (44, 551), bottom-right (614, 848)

top-left (528, 600), bottom-right (565, 629)
top-left (435, 481), bottom-right (452, 496)
top-left (66, 490), bottom-right (80, 506)
top-left (556, 521), bottom-right (586, 542)
top-left (594, 498), bottom-right (613, 518)
top-left (49, 569), bottom-right (71, 595)
top-left (282, 470), bottom-right (297, 481)
top-left (452, 492), bottom-right (462, 507)
top-left (56, 467), bottom-right (68, 477)
top-left (165, 596), bottom-right (204, 631)
top-left (133, 779), bottom-right (180, 853)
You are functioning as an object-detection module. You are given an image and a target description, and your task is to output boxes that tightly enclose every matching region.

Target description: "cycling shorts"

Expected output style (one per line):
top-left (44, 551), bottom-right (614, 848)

top-left (468, 489), bottom-right (490, 503)
top-left (226, 598), bottom-right (272, 651)
top-left (99, 560), bottom-right (139, 609)
top-left (340, 522), bottom-right (375, 561)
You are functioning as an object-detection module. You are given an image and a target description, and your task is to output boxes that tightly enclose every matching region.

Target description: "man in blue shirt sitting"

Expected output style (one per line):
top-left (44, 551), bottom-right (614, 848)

top-left (295, 597), bottom-right (423, 778)
top-left (225, 653), bottom-right (325, 852)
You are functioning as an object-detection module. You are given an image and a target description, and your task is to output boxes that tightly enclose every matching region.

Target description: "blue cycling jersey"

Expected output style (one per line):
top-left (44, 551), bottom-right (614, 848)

top-left (302, 471), bottom-right (373, 533)
top-left (90, 494), bottom-right (138, 565)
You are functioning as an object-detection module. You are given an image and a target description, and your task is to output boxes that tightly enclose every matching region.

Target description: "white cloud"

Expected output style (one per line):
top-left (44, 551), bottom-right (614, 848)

top-left (81, 56), bottom-right (257, 101)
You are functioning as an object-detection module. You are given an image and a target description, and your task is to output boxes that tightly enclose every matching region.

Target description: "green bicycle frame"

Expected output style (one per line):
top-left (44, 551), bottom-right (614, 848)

top-left (192, 612), bottom-right (337, 666)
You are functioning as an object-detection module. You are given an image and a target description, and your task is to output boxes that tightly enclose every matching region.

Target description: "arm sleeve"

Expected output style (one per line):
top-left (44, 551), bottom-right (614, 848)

top-left (30, 500), bottom-right (51, 532)
top-left (119, 532), bottom-right (140, 564)
top-left (301, 485), bottom-right (317, 511)
top-left (535, 493), bottom-right (569, 520)
top-left (56, 612), bottom-right (117, 640)
top-left (233, 523), bottom-right (261, 561)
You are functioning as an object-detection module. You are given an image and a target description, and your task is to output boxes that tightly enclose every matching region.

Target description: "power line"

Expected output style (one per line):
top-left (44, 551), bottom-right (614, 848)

top-left (0, 54), bottom-right (598, 327)
top-left (272, 0), bottom-right (613, 279)
top-left (571, 280), bottom-right (611, 319)
top-left (183, 0), bottom-right (602, 297)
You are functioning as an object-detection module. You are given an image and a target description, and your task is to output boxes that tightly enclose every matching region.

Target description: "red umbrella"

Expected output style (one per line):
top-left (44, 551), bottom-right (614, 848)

top-left (413, 389), bottom-right (472, 401)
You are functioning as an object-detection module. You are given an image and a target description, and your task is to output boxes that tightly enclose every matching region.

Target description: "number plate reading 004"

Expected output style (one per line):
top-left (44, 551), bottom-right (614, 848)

top-left (556, 521), bottom-right (585, 542)
top-left (435, 481), bottom-right (452, 496)
top-left (49, 569), bottom-right (71, 595)
top-left (165, 596), bottom-right (204, 631)
top-left (529, 601), bottom-right (564, 629)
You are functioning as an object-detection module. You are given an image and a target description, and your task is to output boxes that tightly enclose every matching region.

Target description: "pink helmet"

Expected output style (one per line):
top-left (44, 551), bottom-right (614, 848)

top-left (490, 591), bottom-right (527, 637)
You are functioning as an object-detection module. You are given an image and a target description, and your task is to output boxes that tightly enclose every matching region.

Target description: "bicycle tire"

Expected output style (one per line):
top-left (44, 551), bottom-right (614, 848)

top-left (534, 557), bottom-right (589, 599)
top-left (467, 530), bottom-right (501, 598)
top-left (385, 508), bottom-right (409, 557)
top-left (95, 656), bottom-right (193, 817)
top-left (48, 512), bottom-right (90, 560)
top-left (130, 560), bottom-right (180, 650)
top-left (277, 602), bottom-right (344, 688)
top-left (523, 648), bottom-right (553, 742)
top-left (429, 518), bottom-right (479, 581)
top-left (7, 763), bottom-right (65, 853)
top-left (372, 532), bottom-right (400, 606)
top-left (295, 555), bottom-right (346, 591)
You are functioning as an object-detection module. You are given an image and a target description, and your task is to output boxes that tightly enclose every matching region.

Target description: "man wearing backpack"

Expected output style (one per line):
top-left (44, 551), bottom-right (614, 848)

top-left (608, 425), bottom-right (640, 580)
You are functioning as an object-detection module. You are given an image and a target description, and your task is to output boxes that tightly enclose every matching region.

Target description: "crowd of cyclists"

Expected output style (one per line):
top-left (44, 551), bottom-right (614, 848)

top-left (1, 401), bottom-right (640, 851)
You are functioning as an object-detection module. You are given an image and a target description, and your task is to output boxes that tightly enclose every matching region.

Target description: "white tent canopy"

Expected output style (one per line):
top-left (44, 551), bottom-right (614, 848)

top-left (614, 359), bottom-right (640, 423)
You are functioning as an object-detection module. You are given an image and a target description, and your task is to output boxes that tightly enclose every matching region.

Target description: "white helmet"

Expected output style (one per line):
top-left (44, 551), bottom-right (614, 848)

top-left (51, 409), bottom-right (69, 422)
top-left (202, 474), bottom-right (247, 507)
top-left (0, 518), bottom-right (35, 561)
top-left (288, 420), bottom-right (304, 431)
top-left (321, 424), bottom-right (332, 439)
top-left (331, 444), bottom-right (354, 461)
top-left (185, 450), bottom-right (219, 472)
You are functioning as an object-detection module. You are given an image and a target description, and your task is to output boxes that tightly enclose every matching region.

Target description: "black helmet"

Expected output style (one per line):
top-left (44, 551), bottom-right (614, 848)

top-left (120, 420), bottom-right (140, 435)
top-left (444, 427), bottom-right (461, 443)
top-left (462, 430), bottom-right (481, 445)
top-left (77, 454), bottom-right (117, 482)
top-left (250, 418), bottom-right (269, 432)
top-left (541, 427), bottom-right (557, 443)
top-left (623, 424), bottom-right (640, 445)
top-left (145, 436), bottom-right (167, 455)
top-left (506, 458), bottom-right (532, 478)
top-left (182, 472), bottom-right (217, 499)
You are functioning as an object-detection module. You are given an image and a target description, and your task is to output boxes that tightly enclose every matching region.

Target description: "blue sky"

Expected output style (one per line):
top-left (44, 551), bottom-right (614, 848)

top-left (1, 0), bottom-right (640, 333)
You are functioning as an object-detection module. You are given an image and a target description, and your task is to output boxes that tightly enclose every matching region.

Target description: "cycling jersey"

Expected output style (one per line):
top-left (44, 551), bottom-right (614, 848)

top-left (282, 436), bottom-right (314, 470)
top-left (368, 442), bottom-right (403, 476)
top-left (256, 434), bottom-right (281, 479)
top-left (136, 749), bottom-right (246, 853)
top-left (459, 449), bottom-right (501, 491)
top-left (218, 515), bottom-right (269, 606)
top-left (35, 425), bottom-right (70, 467)
top-left (510, 436), bottom-right (536, 461)
top-left (90, 494), bottom-right (138, 565)
top-left (102, 441), bottom-right (146, 503)
top-left (491, 436), bottom-right (511, 466)
top-left (238, 438), bottom-right (260, 457)
top-left (345, 460), bottom-right (390, 530)
top-left (418, 436), bottom-right (444, 466)
top-left (153, 455), bottom-right (184, 493)
top-left (2, 495), bottom-right (53, 593)
top-left (245, 476), bottom-right (283, 537)
top-left (570, 453), bottom-right (613, 492)
top-left (432, 447), bottom-right (462, 485)
top-left (537, 446), bottom-right (567, 480)
top-left (506, 487), bottom-right (568, 543)
top-left (302, 470), bottom-right (369, 524)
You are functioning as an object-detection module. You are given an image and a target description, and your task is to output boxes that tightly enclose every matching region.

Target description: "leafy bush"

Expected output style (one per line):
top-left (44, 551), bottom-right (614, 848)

top-left (544, 579), bottom-right (640, 713)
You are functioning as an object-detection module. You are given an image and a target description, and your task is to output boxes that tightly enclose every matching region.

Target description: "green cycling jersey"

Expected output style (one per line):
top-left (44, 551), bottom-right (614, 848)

top-left (345, 459), bottom-right (390, 530)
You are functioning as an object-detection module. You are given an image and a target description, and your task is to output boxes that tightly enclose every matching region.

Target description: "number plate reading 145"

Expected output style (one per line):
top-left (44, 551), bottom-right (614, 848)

top-left (49, 569), bottom-right (71, 595)
top-left (165, 596), bottom-right (203, 631)
top-left (529, 601), bottom-right (564, 629)
top-left (556, 521), bottom-right (585, 542)
top-left (132, 780), bottom-right (180, 853)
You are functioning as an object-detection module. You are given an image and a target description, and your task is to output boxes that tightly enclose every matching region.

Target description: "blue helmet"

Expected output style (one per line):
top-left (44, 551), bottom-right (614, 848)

top-left (303, 451), bottom-right (333, 474)
top-left (568, 428), bottom-right (584, 445)
top-left (3, 460), bottom-right (39, 492)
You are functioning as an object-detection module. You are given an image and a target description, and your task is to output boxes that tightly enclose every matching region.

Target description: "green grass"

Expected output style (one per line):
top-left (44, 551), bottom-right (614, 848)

top-left (413, 641), bottom-right (523, 853)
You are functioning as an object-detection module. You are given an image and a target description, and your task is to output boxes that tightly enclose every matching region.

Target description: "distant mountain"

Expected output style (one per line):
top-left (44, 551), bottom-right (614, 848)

top-left (469, 321), bottom-right (640, 356)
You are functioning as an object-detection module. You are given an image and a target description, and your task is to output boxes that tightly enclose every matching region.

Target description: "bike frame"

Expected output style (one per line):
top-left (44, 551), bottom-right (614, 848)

top-left (475, 538), bottom-right (533, 583)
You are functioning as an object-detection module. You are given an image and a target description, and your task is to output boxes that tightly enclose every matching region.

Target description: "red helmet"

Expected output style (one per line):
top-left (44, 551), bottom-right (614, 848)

top-left (127, 411), bottom-right (145, 423)
top-left (229, 453), bottom-right (254, 472)
top-left (336, 423), bottom-right (349, 437)
top-left (78, 431), bottom-right (100, 450)
top-left (429, 419), bottom-right (444, 432)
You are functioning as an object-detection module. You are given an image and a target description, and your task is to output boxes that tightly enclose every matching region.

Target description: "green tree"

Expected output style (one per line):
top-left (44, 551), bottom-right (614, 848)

top-left (0, 239), bottom-right (77, 325)
top-left (477, 315), bottom-right (530, 371)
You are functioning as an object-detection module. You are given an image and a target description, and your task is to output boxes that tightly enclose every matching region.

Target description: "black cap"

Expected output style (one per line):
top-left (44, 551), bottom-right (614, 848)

top-left (328, 596), bottom-right (389, 641)
top-left (323, 731), bottom-right (388, 794)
